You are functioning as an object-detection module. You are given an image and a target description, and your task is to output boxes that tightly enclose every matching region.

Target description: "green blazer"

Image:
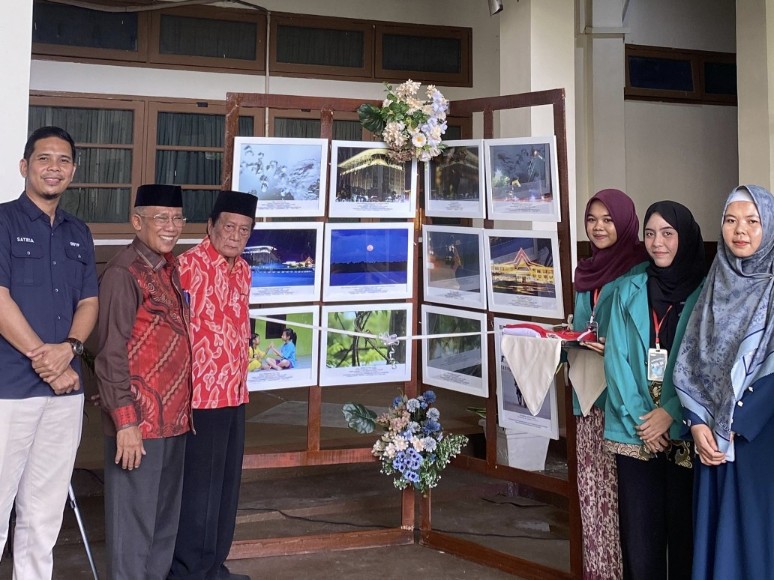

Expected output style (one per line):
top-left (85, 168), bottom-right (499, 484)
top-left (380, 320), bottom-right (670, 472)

top-left (603, 271), bottom-right (703, 444)
top-left (571, 262), bottom-right (648, 415)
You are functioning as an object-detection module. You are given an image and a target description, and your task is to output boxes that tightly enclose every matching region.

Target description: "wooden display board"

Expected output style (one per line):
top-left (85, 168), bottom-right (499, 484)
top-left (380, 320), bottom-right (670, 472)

top-left (222, 89), bottom-right (581, 579)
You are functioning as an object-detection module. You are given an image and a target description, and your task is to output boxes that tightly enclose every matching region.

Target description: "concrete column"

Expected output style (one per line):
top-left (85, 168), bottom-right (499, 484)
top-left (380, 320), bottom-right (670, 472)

top-left (0, 0), bottom-right (33, 200)
top-left (496, 0), bottom-right (577, 251)
top-left (578, 0), bottom-right (627, 202)
top-left (736, 0), bottom-right (774, 189)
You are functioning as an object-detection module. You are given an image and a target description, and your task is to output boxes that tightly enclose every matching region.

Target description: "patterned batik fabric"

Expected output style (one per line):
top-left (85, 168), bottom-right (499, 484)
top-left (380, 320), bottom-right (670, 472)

top-left (179, 237), bottom-right (251, 409)
top-left (577, 407), bottom-right (623, 580)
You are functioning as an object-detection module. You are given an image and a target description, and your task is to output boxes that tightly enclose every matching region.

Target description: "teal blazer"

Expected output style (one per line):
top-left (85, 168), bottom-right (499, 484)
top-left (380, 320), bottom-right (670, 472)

top-left (603, 271), bottom-right (703, 444)
top-left (571, 262), bottom-right (648, 415)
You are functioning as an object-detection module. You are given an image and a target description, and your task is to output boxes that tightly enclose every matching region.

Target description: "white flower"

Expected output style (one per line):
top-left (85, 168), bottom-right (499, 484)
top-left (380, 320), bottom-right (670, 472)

top-left (412, 132), bottom-right (427, 148)
top-left (411, 436), bottom-right (425, 451)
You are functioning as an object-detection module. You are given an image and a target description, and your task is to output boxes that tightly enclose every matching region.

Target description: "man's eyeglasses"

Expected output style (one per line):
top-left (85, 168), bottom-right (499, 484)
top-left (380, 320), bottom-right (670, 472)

top-left (136, 213), bottom-right (187, 227)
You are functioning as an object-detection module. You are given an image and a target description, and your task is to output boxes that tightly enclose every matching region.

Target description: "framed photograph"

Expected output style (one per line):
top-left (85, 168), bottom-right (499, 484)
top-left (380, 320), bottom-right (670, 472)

top-left (329, 140), bottom-right (417, 218)
top-left (233, 136), bottom-right (328, 217)
top-left (484, 229), bottom-right (564, 319)
top-left (424, 139), bottom-right (485, 218)
top-left (247, 306), bottom-right (320, 391)
top-left (323, 222), bottom-right (414, 302)
top-left (421, 305), bottom-right (487, 398)
top-left (494, 317), bottom-right (559, 439)
top-left (242, 222), bottom-right (323, 305)
top-left (320, 303), bottom-right (412, 386)
top-left (485, 136), bottom-right (560, 222)
top-left (422, 225), bottom-right (486, 310)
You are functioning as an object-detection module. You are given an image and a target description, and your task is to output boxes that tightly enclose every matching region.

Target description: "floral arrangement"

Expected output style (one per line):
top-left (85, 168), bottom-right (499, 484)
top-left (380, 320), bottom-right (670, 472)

top-left (343, 390), bottom-right (468, 495)
top-left (358, 80), bottom-right (449, 163)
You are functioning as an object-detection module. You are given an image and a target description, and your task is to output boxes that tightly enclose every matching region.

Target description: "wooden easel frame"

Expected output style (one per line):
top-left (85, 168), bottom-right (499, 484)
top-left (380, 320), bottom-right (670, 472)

top-left (221, 89), bottom-right (581, 579)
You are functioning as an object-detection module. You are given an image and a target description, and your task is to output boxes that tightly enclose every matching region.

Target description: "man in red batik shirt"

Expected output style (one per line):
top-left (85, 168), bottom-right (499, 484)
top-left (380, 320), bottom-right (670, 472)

top-left (169, 190), bottom-right (257, 580)
top-left (96, 183), bottom-right (192, 580)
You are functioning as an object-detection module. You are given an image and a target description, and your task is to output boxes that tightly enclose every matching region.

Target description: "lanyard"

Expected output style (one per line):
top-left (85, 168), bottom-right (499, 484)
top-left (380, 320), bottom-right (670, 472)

top-left (651, 305), bottom-right (673, 350)
top-left (588, 287), bottom-right (601, 325)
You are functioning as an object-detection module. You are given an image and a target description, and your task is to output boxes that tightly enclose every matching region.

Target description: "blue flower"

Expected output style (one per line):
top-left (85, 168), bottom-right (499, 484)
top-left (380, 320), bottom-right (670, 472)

top-left (422, 437), bottom-right (437, 452)
top-left (423, 419), bottom-right (441, 434)
top-left (423, 390), bottom-right (436, 404)
top-left (406, 398), bottom-right (420, 412)
top-left (392, 451), bottom-right (406, 472)
top-left (392, 396), bottom-right (404, 408)
top-left (405, 448), bottom-right (423, 470)
top-left (427, 408), bottom-right (440, 421)
top-left (404, 470), bottom-right (420, 483)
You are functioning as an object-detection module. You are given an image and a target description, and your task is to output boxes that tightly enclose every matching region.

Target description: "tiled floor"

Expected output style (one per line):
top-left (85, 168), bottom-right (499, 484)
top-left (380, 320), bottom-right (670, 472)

top-left (1, 386), bottom-right (571, 579)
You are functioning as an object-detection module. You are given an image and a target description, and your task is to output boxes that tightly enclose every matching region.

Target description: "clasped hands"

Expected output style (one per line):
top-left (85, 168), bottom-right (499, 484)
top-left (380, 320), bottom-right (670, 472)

top-left (28, 342), bottom-right (79, 395)
top-left (636, 408), bottom-right (673, 454)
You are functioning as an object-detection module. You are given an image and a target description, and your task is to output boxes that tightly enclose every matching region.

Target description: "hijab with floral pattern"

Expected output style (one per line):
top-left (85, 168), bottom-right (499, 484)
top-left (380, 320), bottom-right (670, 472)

top-left (674, 185), bottom-right (774, 459)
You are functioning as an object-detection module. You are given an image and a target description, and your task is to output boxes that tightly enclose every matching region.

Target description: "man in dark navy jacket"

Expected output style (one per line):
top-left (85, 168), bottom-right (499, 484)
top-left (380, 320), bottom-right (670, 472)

top-left (0, 126), bottom-right (99, 578)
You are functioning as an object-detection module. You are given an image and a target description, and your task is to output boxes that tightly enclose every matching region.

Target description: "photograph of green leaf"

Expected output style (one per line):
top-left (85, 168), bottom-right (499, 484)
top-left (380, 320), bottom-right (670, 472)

top-left (320, 304), bottom-right (412, 386)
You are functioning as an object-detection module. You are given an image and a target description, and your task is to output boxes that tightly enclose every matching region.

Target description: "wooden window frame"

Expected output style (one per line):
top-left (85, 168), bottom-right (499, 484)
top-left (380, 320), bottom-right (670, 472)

top-left (31, 0), bottom-right (150, 63)
top-left (148, 5), bottom-right (266, 73)
top-left (625, 44), bottom-right (736, 106)
top-left (30, 93), bottom-right (146, 237)
top-left (374, 23), bottom-right (472, 87)
top-left (145, 100), bottom-right (265, 235)
top-left (268, 109), bottom-right (368, 139)
top-left (269, 13), bottom-right (373, 80)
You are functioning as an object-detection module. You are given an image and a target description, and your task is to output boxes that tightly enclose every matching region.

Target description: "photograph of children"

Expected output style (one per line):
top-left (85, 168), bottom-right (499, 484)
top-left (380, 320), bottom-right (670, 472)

top-left (323, 223), bottom-right (414, 302)
top-left (422, 225), bottom-right (486, 310)
top-left (494, 317), bottom-right (559, 439)
top-left (421, 305), bottom-right (487, 397)
top-left (242, 222), bottom-right (323, 304)
top-left (484, 229), bottom-right (564, 319)
top-left (320, 303), bottom-right (412, 386)
top-left (484, 136), bottom-right (560, 221)
top-left (233, 136), bottom-right (328, 217)
top-left (424, 140), bottom-right (485, 218)
top-left (247, 306), bottom-right (319, 391)
top-left (329, 140), bottom-right (417, 218)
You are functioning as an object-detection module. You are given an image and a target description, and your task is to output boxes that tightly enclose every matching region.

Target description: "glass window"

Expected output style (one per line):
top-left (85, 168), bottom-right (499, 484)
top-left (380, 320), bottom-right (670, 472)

top-left (32, 3), bottom-right (139, 52)
top-left (29, 105), bottom-right (136, 223)
top-left (628, 56), bottom-right (693, 92)
top-left (159, 14), bottom-right (257, 60)
top-left (704, 61), bottom-right (737, 96)
top-left (381, 34), bottom-right (461, 74)
top-left (276, 25), bottom-right (364, 68)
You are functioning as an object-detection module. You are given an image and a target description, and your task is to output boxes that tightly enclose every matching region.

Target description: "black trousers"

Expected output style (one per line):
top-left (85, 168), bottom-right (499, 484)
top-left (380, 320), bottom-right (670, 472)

top-left (169, 405), bottom-right (246, 580)
top-left (616, 453), bottom-right (694, 580)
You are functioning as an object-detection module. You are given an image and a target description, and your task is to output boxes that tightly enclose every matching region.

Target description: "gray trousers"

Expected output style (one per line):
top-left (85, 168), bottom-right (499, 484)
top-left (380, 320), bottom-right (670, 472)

top-left (104, 434), bottom-right (186, 580)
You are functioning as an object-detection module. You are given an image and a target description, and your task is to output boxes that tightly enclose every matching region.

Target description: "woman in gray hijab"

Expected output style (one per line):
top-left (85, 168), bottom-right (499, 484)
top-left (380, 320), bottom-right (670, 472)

top-left (674, 185), bottom-right (774, 579)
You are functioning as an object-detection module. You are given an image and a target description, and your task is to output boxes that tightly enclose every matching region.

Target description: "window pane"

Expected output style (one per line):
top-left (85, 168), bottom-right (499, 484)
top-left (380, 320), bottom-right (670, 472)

top-left (334, 120), bottom-right (363, 141)
top-left (61, 187), bottom-right (130, 223)
top-left (155, 151), bottom-right (223, 186)
top-left (381, 34), bottom-right (461, 74)
top-left (444, 125), bottom-right (462, 141)
top-left (32, 3), bottom-right (138, 51)
top-left (160, 15), bottom-right (257, 60)
top-left (74, 148), bottom-right (133, 184)
top-left (628, 56), bottom-right (693, 92)
top-left (274, 118), bottom-right (362, 139)
top-left (704, 61), bottom-right (737, 96)
top-left (29, 106), bottom-right (133, 145)
top-left (157, 113), bottom-right (254, 147)
top-left (183, 189), bottom-right (219, 223)
top-left (276, 25), bottom-right (363, 68)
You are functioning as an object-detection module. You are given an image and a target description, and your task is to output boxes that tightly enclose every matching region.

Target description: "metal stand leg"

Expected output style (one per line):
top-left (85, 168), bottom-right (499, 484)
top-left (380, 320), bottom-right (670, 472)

top-left (67, 484), bottom-right (99, 580)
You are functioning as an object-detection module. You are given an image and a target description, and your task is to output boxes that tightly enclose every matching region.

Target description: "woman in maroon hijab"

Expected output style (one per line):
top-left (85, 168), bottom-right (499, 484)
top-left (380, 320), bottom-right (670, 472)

top-left (571, 189), bottom-right (648, 579)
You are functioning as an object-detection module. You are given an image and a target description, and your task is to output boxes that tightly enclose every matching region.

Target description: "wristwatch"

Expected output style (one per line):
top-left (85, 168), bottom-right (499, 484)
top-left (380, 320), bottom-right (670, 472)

top-left (65, 337), bottom-right (84, 357)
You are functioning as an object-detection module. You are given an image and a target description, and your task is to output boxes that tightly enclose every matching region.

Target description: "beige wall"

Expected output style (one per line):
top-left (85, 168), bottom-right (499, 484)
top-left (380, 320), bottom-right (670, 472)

top-left (1, 0), bottom-right (33, 195)
top-left (622, 0), bottom-right (737, 238)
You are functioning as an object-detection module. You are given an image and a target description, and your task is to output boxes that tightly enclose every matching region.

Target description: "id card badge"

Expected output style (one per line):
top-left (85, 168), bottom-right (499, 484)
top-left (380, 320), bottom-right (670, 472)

top-left (647, 348), bottom-right (668, 382)
top-left (586, 320), bottom-right (599, 337)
